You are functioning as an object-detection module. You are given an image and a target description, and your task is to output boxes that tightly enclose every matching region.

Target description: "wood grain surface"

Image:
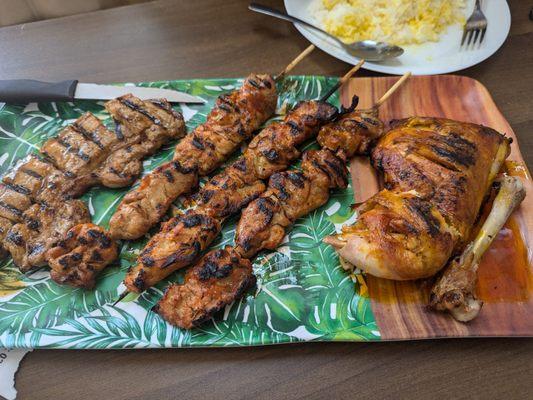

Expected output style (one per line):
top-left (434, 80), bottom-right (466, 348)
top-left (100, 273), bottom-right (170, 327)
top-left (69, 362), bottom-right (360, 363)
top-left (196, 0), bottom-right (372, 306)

top-left (0, 0), bottom-right (532, 399)
top-left (343, 75), bottom-right (533, 339)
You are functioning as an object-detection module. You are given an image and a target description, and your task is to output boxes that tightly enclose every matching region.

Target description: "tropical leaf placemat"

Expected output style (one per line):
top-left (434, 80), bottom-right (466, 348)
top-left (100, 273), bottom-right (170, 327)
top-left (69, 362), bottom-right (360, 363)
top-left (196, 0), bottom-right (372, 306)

top-left (0, 76), bottom-right (380, 349)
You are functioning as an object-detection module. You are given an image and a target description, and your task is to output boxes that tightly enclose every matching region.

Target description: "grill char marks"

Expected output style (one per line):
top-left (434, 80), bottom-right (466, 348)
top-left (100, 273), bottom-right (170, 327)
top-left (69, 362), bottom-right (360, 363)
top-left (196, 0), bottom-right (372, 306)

top-left (122, 96), bottom-right (341, 296)
top-left (317, 96), bottom-right (384, 159)
top-left (327, 116), bottom-right (511, 281)
top-left (124, 210), bottom-right (221, 293)
top-left (4, 200), bottom-right (91, 271)
top-left (235, 148), bottom-right (348, 259)
top-left (154, 246), bottom-right (255, 329)
top-left (2, 93), bottom-right (184, 272)
top-left (47, 223), bottom-right (118, 289)
top-left (245, 100), bottom-right (338, 179)
top-left (109, 73), bottom-right (277, 241)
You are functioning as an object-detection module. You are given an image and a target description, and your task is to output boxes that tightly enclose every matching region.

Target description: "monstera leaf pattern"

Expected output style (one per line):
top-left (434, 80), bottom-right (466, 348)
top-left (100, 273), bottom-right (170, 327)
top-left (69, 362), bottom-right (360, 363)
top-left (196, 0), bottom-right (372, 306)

top-left (0, 76), bottom-right (380, 349)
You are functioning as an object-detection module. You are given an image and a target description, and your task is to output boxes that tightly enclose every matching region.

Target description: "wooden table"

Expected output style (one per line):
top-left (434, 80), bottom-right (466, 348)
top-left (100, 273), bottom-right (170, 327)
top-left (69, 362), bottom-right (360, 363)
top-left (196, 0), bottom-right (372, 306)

top-left (1, 1), bottom-right (532, 398)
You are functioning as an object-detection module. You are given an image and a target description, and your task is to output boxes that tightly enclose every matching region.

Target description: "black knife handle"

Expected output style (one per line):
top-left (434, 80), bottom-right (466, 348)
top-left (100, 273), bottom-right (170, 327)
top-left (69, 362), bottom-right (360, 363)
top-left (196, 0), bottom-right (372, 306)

top-left (0, 79), bottom-right (78, 103)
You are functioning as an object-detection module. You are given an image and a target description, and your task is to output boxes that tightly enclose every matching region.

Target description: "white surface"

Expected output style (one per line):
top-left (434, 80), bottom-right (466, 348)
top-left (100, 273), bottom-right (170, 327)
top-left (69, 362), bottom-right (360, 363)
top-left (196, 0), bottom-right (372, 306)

top-left (0, 349), bottom-right (32, 400)
top-left (74, 83), bottom-right (205, 103)
top-left (284, 0), bottom-right (511, 75)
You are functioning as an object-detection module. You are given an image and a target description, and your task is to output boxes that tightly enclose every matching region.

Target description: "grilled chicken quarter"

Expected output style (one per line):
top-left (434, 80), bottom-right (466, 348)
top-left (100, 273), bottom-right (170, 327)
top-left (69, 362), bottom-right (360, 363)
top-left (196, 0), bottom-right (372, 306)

top-left (324, 117), bottom-right (512, 280)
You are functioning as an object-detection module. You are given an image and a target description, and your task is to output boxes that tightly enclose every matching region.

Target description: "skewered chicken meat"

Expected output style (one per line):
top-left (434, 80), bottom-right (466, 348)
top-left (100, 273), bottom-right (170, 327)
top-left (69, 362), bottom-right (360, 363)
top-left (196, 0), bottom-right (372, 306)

top-left (429, 175), bottom-right (525, 322)
top-left (154, 246), bottom-right (255, 329)
top-left (2, 94), bottom-right (182, 272)
top-left (235, 148), bottom-right (348, 258)
top-left (324, 117), bottom-right (511, 280)
top-left (5, 200), bottom-right (91, 271)
top-left (156, 96), bottom-right (389, 329)
top-left (123, 100), bottom-right (338, 294)
top-left (317, 98), bottom-right (384, 158)
top-left (108, 74), bottom-right (278, 240)
top-left (41, 97), bottom-right (185, 196)
top-left (47, 223), bottom-right (119, 289)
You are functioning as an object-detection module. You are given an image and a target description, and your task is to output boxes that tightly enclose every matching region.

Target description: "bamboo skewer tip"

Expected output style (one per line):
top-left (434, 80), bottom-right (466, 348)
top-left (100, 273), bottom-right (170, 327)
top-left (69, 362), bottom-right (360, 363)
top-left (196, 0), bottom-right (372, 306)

top-left (373, 71), bottom-right (412, 109)
top-left (275, 44), bottom-right (316, 81)
top-left (112, 290), bottom-right (129, 306)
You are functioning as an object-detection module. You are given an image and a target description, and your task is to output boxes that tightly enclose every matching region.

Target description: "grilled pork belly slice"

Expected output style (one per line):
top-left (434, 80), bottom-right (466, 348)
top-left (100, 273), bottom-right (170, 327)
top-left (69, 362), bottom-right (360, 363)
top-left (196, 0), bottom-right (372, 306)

top-left (235, 149), bottom-right (348, 258)
top-left (5, 200), bottom-right (90, 271)
top-left (324, 117), bottom-right (511, 280)
top-left (154, 246), bottom-right (255, 329)
top-left (47, 223), bottom-right (118, 289)
top-left (108, 74), bottom-right (277, 240)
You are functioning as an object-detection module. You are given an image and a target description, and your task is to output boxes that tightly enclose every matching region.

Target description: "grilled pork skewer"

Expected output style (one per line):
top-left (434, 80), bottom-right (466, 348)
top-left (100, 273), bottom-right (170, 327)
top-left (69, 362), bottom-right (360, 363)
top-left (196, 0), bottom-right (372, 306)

top-left (108, 45), bottom-right (316, 241)
top-left (155, 72), bottom-right (410, 329)
top-left (429, 175), bottom-right (526, 322)
top-left (2, 95), bottom-right (185, 273)
top-left (114, 63), bottom-right (365, 305)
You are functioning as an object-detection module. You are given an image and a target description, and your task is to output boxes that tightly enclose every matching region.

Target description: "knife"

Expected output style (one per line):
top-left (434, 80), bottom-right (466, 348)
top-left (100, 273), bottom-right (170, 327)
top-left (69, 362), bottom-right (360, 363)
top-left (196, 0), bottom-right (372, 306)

top-left (0, 79), bottom-right (205, 104)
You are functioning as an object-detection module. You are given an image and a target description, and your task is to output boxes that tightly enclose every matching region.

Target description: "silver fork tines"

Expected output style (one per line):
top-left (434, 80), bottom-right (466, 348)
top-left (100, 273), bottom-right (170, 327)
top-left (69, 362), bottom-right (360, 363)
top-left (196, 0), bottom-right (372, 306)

top-left (461, 0), bottom-right (488, 47)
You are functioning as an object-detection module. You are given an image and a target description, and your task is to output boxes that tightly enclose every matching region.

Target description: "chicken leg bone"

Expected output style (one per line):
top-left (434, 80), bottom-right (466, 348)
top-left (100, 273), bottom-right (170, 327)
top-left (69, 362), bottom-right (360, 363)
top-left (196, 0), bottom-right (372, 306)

top-left (429, 175), bottom-right (526, 322)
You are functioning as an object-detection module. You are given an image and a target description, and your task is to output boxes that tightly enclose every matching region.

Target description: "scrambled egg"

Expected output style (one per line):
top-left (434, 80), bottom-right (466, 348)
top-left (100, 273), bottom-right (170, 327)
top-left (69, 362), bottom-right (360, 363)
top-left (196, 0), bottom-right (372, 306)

top-left (310, 0), bottom-right (466, 46)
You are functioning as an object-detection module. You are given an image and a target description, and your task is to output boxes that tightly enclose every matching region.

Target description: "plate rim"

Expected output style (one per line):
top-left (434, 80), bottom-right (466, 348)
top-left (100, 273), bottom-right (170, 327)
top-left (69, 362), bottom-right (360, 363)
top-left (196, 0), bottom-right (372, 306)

top-left (284, 0), bottom-right (512, 75)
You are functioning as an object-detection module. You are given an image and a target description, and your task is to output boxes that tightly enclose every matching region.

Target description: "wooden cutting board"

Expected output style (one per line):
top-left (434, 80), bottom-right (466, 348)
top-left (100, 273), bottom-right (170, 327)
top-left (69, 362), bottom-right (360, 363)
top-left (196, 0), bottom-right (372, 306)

top-left (340, 75), bottom-right (533, 339)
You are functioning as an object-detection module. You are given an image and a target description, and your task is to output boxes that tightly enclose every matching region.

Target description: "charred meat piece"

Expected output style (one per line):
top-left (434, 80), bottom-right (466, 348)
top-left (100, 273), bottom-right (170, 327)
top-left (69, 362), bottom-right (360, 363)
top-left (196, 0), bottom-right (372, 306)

top-left (195, 156), bottom-right (266, 219)
top-left (324, 117), bottom-right (511, 280)
top-left (235, 149), bottom-right (348, 258)
top-left (40, 113), bottom-right (110, 179)
top-left (108, 160), bottom-right (198, 240)
top-left (5, 200), bottom-right (91, 271)
top-left (0, 155), bottom-right (61, 221)
top-left (245, 100), bottom-right (338, 179)
top-left (125, 210), bottom-right (221, 293)
top-left (40, 99), bottom-right (185, 197)
top-left (0, 217), bottom-right (12, 257)
top-left (317, 96), bottom-right (384, 158)
top-left (47, 223), bottom-right (119, 289)
top-left (154, 246), bottom-right (255, 329)
top-left (108, 74), bottom-right (277, 240)
top-left (98, 96), bottom-right (186, 188)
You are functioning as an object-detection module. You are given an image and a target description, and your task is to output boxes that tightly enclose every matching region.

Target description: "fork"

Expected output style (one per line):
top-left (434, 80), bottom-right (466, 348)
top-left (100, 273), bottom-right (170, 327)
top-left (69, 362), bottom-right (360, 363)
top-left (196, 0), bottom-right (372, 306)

top-left (461, 0), bottom-right (488, 46)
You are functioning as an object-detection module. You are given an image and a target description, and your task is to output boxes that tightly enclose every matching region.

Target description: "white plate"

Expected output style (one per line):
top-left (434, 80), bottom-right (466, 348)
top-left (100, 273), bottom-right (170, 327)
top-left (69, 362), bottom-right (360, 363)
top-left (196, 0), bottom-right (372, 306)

top-left (284, 0), bottom-right (511, 75)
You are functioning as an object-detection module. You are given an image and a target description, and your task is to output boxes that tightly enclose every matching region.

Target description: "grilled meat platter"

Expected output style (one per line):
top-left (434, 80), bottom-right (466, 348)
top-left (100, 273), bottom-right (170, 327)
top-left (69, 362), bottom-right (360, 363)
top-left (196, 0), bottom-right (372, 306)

top-left (0, 72), bottom-right (529, 340)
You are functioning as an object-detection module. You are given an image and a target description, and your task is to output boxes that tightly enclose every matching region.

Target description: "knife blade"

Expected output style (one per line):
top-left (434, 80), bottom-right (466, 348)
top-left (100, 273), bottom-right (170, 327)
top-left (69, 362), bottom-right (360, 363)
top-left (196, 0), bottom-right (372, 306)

top-left (0, 79), bottom-right (205, 104)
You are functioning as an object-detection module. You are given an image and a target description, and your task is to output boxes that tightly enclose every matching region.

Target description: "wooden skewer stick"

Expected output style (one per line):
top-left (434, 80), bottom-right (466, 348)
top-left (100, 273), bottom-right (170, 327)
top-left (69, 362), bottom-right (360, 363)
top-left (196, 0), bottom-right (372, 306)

top-left (373, 71), bottom-right (411, 109)
top-left (320, 59), bottom-right (366, 101)
top-left (275, 44), bottom-right (316, 81)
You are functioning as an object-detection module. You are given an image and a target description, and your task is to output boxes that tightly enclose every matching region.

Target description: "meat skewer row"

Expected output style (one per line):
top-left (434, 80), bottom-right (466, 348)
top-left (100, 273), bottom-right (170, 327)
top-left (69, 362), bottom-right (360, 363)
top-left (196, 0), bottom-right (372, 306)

top-left (1, 95), bottom-right (186, 273)
top-left (44, 46), bottom-right (316, 289)
top-left (108, 45), bottom-right (316, 241)
top-left (113, 62), bottom-right (366, 304)
top-left (154, 71), bottom-right (410, 329)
